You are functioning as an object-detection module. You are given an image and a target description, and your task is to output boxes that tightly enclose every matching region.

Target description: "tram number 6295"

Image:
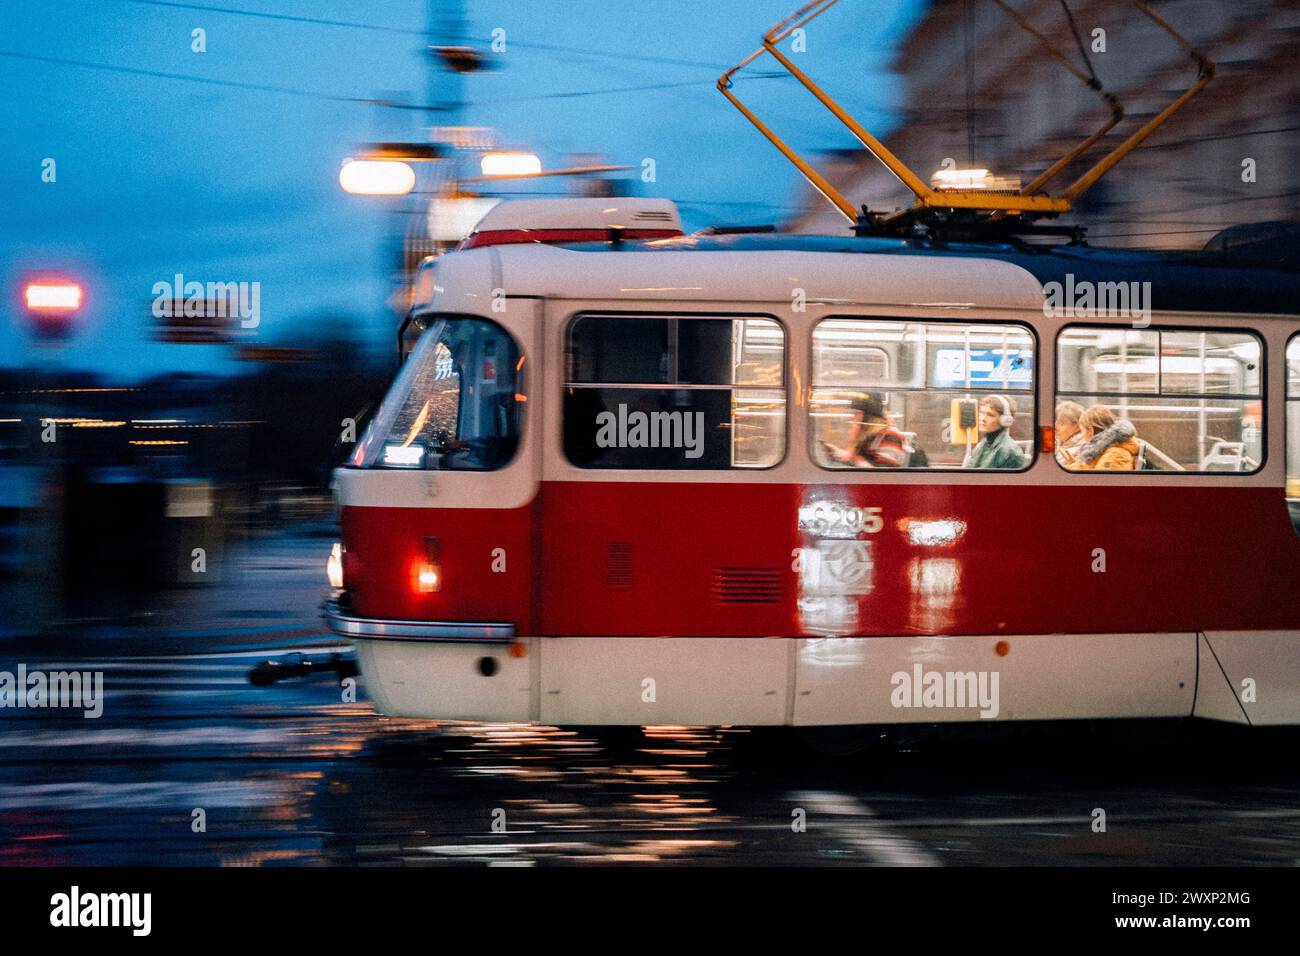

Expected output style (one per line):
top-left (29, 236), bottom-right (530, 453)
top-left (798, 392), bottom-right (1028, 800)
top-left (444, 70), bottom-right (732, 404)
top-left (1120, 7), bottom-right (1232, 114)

top-left (799, 503), bottom-right (884, 537)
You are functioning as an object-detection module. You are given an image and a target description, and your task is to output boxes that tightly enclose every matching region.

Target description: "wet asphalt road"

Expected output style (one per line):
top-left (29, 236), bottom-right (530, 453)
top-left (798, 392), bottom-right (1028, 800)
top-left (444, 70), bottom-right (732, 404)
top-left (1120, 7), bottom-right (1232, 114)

top-left (2, 525), bottom-right (1300, 867)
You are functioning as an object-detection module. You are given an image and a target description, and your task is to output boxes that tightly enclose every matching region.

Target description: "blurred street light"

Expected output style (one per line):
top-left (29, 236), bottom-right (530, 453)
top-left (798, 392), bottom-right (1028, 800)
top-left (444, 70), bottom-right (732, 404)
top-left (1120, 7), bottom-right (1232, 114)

top-left (462, 163), bottom-right (630, 184)
top-left (339, 159), bottom-right (417, 196)
top-left (480, 151), bottom-right (542, 178)
top-left (22, 279), bottom-right (84, 340)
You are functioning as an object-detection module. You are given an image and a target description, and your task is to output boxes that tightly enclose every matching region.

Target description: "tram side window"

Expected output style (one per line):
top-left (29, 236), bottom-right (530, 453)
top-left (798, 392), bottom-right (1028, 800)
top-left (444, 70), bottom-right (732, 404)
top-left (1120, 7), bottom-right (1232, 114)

top-left (810, 318), bottom-right (1036, 470)
top-left (352, 316), bottom-right (523, 471)
top-left (1055, 327), bottom-right (1263, 473)
top-left (1287, 335), bottom-right (1300, 502)
top-left (564, 314), bottom-right (785, 469)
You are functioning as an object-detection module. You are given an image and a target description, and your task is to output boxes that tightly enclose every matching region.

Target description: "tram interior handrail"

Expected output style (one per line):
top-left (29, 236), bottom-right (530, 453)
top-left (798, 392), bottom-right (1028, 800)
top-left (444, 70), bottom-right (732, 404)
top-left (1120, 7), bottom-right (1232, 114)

top-left (1139, 439), bottom-right (1186, 472)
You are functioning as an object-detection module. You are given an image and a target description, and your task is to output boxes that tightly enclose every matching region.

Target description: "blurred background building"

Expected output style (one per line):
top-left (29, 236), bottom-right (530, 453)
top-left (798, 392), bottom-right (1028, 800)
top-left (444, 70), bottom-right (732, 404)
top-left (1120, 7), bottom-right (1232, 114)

top-left (788, 0), bottom-right (1300, 247)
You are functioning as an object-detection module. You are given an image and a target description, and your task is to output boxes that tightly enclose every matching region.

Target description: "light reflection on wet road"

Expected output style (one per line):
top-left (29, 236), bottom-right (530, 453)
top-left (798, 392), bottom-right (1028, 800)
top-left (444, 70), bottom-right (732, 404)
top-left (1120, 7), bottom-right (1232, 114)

top-left (4, 526), bottom-right (1300, 867)
top-left (3, 652), bottom-right (1300, 866)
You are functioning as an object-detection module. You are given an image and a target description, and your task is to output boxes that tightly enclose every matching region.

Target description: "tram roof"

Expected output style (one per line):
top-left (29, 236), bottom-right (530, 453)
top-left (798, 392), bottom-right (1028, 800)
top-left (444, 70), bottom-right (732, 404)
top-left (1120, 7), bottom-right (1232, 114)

top-left (540, 233), bottom-right (1300, 317)
top-left (424, 231), bottom-right (1300, 318)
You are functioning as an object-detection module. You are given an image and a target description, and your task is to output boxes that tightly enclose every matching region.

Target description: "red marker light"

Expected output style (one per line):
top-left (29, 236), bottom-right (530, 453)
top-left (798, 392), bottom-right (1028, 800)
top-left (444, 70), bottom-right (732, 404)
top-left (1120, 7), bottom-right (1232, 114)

top-left (413, 537), bottom-right (442, 593)
top-left (416, 563), bottom-right (439, 593)
top-left (24, 283), bottom-right (82, 311)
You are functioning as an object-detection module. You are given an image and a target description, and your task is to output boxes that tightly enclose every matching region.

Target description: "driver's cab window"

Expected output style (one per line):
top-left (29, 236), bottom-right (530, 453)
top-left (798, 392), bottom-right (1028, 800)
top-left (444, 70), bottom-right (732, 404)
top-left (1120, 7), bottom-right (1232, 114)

top-left (353, 315), bottom-right (522, 471)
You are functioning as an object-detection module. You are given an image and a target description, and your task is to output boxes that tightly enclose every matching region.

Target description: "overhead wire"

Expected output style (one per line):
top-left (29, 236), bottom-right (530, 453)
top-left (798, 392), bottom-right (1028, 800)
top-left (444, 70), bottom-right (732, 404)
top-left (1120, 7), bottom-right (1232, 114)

top-left (111, 0), bottom-right (738, 71)
top-left (0, 48), bottom-right (448, 110)
top-left (1057, 0), bottom-right (1099, 87)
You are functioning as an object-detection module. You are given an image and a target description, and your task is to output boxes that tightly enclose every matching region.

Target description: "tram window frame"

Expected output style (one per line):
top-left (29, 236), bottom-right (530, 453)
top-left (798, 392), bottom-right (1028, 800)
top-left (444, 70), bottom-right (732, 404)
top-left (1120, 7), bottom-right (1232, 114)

top-left (808, 315), bottom-right (1040, 474)
top-left (562, 310), bottom-right (789, 471)
top-left (351, 311), bottom-right (527, 473)
top-left (1287, 333), bottom-right (1300, 500)
top-left (1054, 323), bottom-right (1266, 476)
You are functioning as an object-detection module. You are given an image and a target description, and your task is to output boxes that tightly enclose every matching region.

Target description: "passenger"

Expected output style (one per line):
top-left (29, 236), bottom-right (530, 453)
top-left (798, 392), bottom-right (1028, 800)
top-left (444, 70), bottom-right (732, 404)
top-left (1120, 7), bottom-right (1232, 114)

top-left (827, 393), bottom-right (911, 468)
top-left (965, 395), bottom-right (1027, 469)
top-left (1073, 405), bottom-right (1140, 470)
top-left (1054, 400), bottom-right (1086, 467)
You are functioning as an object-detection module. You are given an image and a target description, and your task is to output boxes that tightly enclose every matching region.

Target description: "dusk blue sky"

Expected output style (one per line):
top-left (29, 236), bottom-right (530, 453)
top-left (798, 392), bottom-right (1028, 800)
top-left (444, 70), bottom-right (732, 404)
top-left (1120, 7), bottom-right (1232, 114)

top-left (2, 0), bottom-right (921, 379)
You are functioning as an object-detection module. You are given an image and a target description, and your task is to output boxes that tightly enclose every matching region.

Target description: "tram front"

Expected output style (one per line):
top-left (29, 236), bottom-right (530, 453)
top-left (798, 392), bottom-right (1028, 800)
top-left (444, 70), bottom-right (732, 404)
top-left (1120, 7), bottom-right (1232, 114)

top-left (325, 288), bottom-right (539, 720)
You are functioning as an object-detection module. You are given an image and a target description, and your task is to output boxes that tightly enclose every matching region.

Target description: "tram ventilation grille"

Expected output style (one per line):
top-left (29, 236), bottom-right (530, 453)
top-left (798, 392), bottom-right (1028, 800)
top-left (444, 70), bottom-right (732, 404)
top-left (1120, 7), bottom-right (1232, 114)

top-left (712, 567), bottom-right (784, 605)
top-left (606, 541), bottom-right (633, 590)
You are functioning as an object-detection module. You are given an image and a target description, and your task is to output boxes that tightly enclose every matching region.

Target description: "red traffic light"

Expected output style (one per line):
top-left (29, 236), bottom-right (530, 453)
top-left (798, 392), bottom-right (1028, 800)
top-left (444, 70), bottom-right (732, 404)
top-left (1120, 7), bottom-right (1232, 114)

top-left (25, 282), bottom-right (82, 311)
top-left (22, 279), bottom-right (84, 339)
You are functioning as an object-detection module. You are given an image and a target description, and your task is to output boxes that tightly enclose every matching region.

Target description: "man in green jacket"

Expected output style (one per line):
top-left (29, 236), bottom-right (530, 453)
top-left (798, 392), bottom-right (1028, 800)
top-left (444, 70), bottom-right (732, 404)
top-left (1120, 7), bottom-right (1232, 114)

top-left (966, 395), bottom-right (1028, 470)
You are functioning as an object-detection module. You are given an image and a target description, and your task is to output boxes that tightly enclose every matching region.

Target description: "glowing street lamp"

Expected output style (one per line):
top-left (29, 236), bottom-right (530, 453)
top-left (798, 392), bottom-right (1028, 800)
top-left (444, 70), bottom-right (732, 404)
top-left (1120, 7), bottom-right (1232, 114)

top-left (22, 279), bottom-right (84, 340)
top-left (479, 151), bottom-right (542, 178)
top-left (339, 159), bottom-right (417, 196)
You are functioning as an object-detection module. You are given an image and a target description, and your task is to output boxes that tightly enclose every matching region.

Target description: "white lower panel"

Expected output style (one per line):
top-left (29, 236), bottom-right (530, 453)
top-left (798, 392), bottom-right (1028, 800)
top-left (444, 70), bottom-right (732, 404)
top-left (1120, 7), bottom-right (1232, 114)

top-left (794, 633), bottom-right (1196, 725)
top-left (354, 640), bottom-right (532, 722)
top-left (537, 637), bottom-right (790, 726)
top-left (352, 632), bottom-right (1233, 725)
top-left (1200, 631), bottom-right (1300, 725)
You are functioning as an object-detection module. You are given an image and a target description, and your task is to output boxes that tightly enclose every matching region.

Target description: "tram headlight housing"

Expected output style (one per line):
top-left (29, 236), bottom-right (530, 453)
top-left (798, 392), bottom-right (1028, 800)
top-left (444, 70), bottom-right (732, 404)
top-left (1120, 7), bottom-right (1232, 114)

top-left (327, 542), bottom-right (345, 589)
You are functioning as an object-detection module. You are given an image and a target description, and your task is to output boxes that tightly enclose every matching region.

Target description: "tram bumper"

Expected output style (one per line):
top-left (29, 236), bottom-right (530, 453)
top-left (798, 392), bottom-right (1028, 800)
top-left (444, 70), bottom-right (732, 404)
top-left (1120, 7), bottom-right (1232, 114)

top-left (322, 601), bottom-right (528, 721)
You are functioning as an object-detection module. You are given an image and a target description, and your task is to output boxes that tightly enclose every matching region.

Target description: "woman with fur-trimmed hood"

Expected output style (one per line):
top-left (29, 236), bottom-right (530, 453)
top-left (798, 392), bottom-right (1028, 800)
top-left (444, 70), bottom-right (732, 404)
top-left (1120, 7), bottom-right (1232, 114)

top-left (1072, 405), bottom-right (1140, 470)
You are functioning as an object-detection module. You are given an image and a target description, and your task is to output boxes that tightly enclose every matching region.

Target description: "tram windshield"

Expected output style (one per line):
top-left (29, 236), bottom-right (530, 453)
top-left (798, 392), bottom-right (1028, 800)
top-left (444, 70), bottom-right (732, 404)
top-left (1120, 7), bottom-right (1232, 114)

top-left (353, 316), bottom-right (522, 471)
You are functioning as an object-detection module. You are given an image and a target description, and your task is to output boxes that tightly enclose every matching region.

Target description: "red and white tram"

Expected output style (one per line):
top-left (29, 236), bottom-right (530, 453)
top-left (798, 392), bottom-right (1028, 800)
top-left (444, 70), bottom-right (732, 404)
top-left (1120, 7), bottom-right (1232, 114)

top-left (324, 197), bottom-right (1300, 729)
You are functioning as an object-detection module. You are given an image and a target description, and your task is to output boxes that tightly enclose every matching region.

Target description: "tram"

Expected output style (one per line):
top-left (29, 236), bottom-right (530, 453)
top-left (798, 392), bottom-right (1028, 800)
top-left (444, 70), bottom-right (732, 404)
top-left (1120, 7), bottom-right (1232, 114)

top-left (324, 1), bottom-right (1300, 729)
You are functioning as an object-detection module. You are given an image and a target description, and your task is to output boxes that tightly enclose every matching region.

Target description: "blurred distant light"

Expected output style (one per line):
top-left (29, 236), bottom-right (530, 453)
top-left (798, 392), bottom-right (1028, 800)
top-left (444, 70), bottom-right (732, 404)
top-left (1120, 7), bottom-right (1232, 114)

top-left (25, 282), bottom-right (82, 311)
top-left (480, 152), bottom-right (542, 178)
top-left (339, 159), bottom-right (416, 195)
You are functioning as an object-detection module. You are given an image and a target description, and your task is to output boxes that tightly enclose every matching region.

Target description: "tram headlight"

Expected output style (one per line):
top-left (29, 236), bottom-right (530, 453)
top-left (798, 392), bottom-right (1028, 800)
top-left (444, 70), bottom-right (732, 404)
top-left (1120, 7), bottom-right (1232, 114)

top-left (327, 542), bottom-right (345, 589)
